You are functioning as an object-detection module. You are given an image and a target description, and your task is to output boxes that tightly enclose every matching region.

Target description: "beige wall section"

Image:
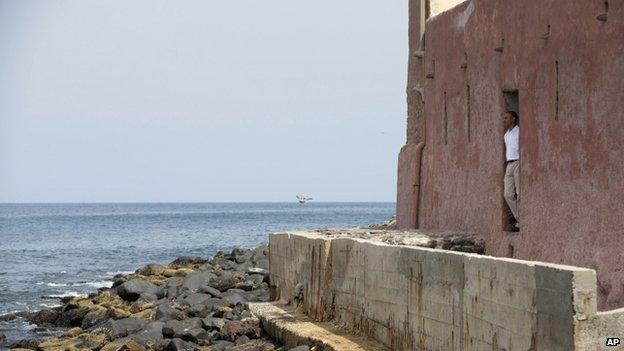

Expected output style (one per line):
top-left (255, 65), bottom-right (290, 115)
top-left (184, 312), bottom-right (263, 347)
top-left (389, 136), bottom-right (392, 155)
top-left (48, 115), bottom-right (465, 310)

top-left (430, 0), bottom-right (466, 16)
top-left (269, 231), bottom-right (624, 350)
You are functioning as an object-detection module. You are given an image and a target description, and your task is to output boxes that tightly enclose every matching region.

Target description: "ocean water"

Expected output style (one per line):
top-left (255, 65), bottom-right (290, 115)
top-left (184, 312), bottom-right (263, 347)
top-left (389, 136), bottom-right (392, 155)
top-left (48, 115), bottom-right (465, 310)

top-left (0, 202), bottom-right (394, 345)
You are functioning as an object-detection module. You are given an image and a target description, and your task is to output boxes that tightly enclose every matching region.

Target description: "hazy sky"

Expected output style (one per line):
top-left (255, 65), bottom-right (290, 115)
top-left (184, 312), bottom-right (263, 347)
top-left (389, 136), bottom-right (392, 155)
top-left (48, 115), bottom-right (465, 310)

top-left (0, 0), bottom-right (410, 202)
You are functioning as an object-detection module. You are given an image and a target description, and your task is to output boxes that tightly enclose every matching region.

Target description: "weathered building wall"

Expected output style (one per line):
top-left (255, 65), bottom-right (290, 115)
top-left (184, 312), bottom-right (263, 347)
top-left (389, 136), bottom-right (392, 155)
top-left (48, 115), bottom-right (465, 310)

top-left (397, 0), bottom-right (624, 310)
top-left (269, 231), bottom-right (623, 351)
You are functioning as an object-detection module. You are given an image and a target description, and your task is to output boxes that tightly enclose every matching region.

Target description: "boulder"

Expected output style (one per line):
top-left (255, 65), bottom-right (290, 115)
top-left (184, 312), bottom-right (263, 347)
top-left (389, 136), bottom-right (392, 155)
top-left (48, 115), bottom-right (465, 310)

top-left (136, 263), bottom-right (165, 276)
top-left (254, 259), bottom-right (269, 271)
top-left (100, 338), bottom-right (146, 351)
top-left (161, 318), bottom-right (203, 338)
top-left (221, 290), bottom-right (248, 306)
top-left (219, 318), bottom-right (261, 341)
top-left (235, 335), bottom-right (250, 345)
top-left (81, 306), bottom-right (109, 329)
top-left (117, 280), bottom-right (162, 302)
top-left (289, 346), bottom-right (310, 351)
top-left (179, 292), bottom-right (212, 307)
top-left (58, 306), bottom-right (91, 327)
top-left (64, 327), bottom-right (83, 337)
top-left (211, 340), bottom-right (235, 351)
top-left (128, 321), bottom-right (164, 348)
top-left (163, 268), bottom-right (194, 277)
top-left (232, 249), bottom-right (253, 264)
top-left (209, 272), bottom-right (244, 292)
top-left (155, 302), bottom-right (186, 321)
top-left (181, 271), bottom-right (216, 292)
top-left (29, 308), bottom-right (60, 327)
top-left (201, 317), bottom-right (226, 330)
top-left (169, 257), bottom-right (208, 268)
top-left (95, 317), bottom-right (147, 340)
top-left (200, 285), bottom-right (222, 298)
top-left (161, 337), bottom-right (196, 351)
top-left (175, 328), bottom-right (211, 344)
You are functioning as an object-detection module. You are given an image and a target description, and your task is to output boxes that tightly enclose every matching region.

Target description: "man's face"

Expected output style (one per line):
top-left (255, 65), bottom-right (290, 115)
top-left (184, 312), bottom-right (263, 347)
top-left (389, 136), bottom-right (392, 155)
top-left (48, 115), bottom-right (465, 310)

top-left (503, 113), bottom-right (514, 130)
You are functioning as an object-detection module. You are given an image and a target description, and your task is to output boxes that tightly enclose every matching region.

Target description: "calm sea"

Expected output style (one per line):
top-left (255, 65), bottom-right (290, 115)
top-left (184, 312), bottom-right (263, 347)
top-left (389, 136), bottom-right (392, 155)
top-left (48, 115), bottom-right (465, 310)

top-left (0, 202), bottom-right (393, 344)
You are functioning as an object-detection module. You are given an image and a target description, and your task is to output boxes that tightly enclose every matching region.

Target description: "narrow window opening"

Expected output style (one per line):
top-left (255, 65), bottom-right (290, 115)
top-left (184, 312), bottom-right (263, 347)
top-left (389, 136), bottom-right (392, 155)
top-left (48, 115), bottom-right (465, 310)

top-left (444, 91), bottom-right (448, 145)
top-left (466, 85), bottom-right (471, 142)
top-left (605, 1), bottom-right (609, 13)
top-left (555, 60), bottom-right (559, 120)
top-left (502, 91), bottom-right (519, 233)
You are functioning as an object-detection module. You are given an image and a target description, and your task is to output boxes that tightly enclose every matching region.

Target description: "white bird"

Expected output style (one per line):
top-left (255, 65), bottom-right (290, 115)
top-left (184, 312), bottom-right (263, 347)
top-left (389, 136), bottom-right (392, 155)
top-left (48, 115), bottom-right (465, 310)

top-left (296, 195), bottom-right (312, 204)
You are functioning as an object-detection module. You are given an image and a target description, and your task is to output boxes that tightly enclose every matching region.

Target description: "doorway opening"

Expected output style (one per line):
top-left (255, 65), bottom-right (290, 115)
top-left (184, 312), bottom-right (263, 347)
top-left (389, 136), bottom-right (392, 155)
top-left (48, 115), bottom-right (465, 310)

top-left (502, 91), bottom-right (519, 233)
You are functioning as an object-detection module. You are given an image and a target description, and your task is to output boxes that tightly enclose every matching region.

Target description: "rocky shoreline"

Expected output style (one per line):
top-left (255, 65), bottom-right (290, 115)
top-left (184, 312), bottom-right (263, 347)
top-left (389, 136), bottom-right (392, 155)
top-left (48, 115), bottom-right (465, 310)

top-left (1, 245), bottom-right (299, 351)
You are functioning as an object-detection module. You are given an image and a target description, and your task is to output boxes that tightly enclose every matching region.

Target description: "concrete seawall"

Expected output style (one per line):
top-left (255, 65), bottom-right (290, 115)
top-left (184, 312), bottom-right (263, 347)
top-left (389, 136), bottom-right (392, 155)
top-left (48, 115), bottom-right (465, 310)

top-left (269, 231), bottom-right (624, 350)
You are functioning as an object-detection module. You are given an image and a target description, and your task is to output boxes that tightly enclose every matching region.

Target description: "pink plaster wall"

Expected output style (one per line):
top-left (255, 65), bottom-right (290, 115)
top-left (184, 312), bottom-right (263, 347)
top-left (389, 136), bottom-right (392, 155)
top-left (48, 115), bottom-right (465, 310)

top-left (398, 0), bottom-right (624, 310)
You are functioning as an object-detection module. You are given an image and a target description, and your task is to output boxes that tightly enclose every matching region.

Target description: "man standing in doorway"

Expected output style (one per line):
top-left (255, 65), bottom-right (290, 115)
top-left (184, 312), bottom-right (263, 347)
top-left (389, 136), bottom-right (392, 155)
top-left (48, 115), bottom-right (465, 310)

top-left (503, 111), bottom-right (520, 232)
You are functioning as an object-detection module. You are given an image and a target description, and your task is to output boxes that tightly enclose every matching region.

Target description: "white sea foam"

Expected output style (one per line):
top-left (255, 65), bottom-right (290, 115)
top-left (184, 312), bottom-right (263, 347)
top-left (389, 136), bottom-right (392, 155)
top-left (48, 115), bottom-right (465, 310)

top-left (36, 282), bottom-right (69, 287)
top-left (75, 281), bottom-right (113, 289)
top-left (39, 302), bottom-right (62, 308)
top-left (103, 270), bottom-right (134, 277)
top-left (45, 292), bottom-right (86, 299)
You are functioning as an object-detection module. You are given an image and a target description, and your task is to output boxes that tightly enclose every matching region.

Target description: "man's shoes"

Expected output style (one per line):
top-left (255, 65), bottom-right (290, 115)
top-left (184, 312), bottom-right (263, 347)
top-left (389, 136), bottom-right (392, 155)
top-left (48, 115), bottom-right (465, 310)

top-left (506, 225), bottom-right (519, 233)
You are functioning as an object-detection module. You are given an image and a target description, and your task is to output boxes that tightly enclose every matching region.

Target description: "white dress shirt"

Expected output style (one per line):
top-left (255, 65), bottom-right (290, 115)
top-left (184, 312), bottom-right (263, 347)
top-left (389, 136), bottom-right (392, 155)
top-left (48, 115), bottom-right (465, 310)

top-left (504, 125), bottom-right (519, 161)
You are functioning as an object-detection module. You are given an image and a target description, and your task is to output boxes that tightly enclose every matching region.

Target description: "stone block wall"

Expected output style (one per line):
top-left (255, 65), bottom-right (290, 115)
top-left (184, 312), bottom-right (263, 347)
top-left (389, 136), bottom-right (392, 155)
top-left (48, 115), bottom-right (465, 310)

top-left (270, 231), bottom-right (624, 350)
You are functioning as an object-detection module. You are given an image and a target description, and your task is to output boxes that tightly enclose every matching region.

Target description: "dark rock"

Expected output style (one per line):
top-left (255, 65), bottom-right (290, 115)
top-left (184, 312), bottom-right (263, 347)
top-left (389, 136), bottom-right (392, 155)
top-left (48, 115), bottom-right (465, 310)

top-left (186, 297), bottom-right (231, 318)
top-left (28, 308), bottom-right (60, 327)
top-left (136, 263), bottom-right (165, 276)
top-left (81, 308), bottom-right (109, 329)
top-left (155, 302), bottom-right (186, 321)
top-left (0, 310), bottom-right (33, 322)
top-left (164, 279), bottom-right (182, 299)
top-left (251, 245), bottom-right (268, 262)
top-left (94, 317), bottom-right (147, 340)
top-left (179, 292), bottom-right (212, 307)
top-left (246, 267), bottom-right (269, 276)
top-left (181, 271), bottom-right (216, 292)
top-left (140, 292), bottom-right (159, 302)
top-left (235, 335), bottom-right (250, 345)
top-left (161, 337), bottom-right (195, 351)
top-left (202, 317), bottom-right (226, 330)
top-left (211, 340), bottom-right (235, 351)
top-left (209, 272), bottom-right (244, 292)
top-left (117, 279), bottom-right (163, 302)
top-left (213, 258), bottom-right (239, 271)
top-left (0, 331), bottom-right (5, 344)
top-left (289, 346), bottom-right (310, 351)
top-left (200, 285), bottom-right (222, 298)
top-left (247, 274), bottom-right (265, 286)
top-left (175, 327), bottom-right (210, 343)
top-left (222, 290), bottom-right (248, 306)
top-left (213, 306), bottom-right (234, 318)
top-left (58, 306), bottom-right (91, 327)
top-left (9, 338), bottom-right (40, 349)
top-left (233, 249), bottom-right (253, 264)
top-left (219, 318), bottom-right (261, 341)
top-left (128, 321), bottom-right (164, 348)
top-left (170, 257), bottom-right (208, 268)
top-left (254, 259), bottom-right (269, 271)
top-left (235, 281), bottom-right (255, 291)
